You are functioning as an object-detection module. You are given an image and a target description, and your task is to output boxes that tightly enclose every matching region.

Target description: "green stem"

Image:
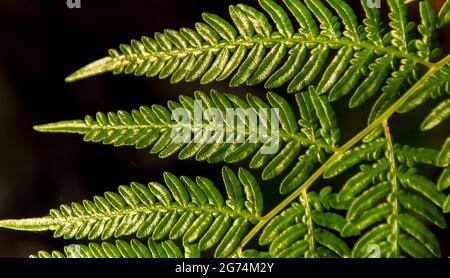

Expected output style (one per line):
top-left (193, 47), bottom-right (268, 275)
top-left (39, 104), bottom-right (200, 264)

top-left (0, 204), bottom-right (260, 233)
top-left (301, 191), bottom-right (316, 258)
top-left (0, 217), bottom-right (57, 232)
top-left (34, 120), bottom-right (337, 153)
top-left (382, 120), bottom-right (400, 258)
top-left (235, 54), bottom-right (450, 254)
top-left (66, 36), bottom-right (435, 82)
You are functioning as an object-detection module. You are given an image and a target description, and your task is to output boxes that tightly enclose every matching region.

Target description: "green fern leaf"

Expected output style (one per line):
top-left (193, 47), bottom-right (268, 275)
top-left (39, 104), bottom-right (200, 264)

top-left (394, 144), bottom-right (440, 167)
top-left (438, 167), bottom-right (450, 192)
top-left (341, 203), bottom-right (390, 237)
top-left (438, 137), bottom-right (450, 167)
top-left (398, 191), bottom-right (446, 229)
top-left (333, 121), bottom-right (448, 258)
top-left (352, 224), bottom-right (390, 258)
top-left (259, 206), bottom-right (303, 246)
top-left (2, 0), bottom-right (449, 259)
top-left (398, 172), bottom-right (446, 208)
top-left (31, 239), bottom-right (197, 259)
top-left (0, 167), bottom-right (262, 258)
top-left (347, 181), bottom-right (390, 222)
top-left (416, 0), bottom-right (442, 60)
top-left (437, 0), bottom-right (450, 28)
top-left (259, 190), bottom-right (351, 258)
top-left (34, 90), bottom-right (337, 195)
top-left (397, 234), bottom-right (433, 258)
top-left (268, 223), bottom-right (307, 257)
top-left (397, 65), bottom-right (449, 128)
top-left (63, 0), bottom-right (447, 126)
top-left (324, 138), bottom-right (385, 178)
top-left (387, 0), bottom-right (416, 53)
top-left (338, 159), bottom-right (389, 202)
top-left (398, 213), bottom-right (440, 257)
top-left (421, 99), bottom-right (450, 131)
top-left (311, 211), bottom-right (346, 233)
top-left (444, 195), bottom-right (450, 213)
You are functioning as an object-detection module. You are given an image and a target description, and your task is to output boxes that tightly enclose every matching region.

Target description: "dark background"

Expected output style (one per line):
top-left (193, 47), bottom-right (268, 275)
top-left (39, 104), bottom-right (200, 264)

top-left (0, 0), bottom-right (448, 257)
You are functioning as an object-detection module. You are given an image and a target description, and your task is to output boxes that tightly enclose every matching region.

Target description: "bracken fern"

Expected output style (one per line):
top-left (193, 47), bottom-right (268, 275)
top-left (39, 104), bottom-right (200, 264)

top-left (0, 0), bottom-right (449, 258)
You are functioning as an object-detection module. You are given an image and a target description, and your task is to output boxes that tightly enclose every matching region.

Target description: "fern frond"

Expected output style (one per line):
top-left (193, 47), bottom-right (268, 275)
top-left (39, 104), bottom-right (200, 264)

top-left (416, 0), bottom-right (442, 61)
top-left (397, 64), bottom-right (449, 130)
top-left (34, 90), bottom-right (339, 195)
top-left (3, 0), bottom-right (449, 259)
top-left (387, 0), bottom-right (416, 53)
top-left (31, 239), bottom-right (199, 258)
top-left (0, 167), bottom-right (262, 258)
top-left (63, 0), bottom-right (447, 123)
top-left (333, 122), bottom-right (447, 258)
top-left (257, 187), bottom-right (350, 258)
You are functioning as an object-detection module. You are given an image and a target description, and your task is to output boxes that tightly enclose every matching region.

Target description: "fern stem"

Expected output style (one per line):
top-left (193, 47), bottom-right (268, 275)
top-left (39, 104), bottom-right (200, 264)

top-left (301, 191), bottom-right (316, 258)
top-left (0, 217), bottom-right (57, 231)
top-left (0, 205), bottom-right (260, 233)
top-left (34, 120), bottom-right (336, 153)
top-left (382, 120), bottom-right (400, 258)
top-left (430, 53), bottom-right (450, 70)
top-left (234, 54), bottom-right (450, 255)
top-left (66, 36), bottom-right (436, 82)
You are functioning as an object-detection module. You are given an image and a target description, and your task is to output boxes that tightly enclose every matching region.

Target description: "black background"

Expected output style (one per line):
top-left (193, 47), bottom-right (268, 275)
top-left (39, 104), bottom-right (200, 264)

top-left (0, 0), bottom-right (448, 257)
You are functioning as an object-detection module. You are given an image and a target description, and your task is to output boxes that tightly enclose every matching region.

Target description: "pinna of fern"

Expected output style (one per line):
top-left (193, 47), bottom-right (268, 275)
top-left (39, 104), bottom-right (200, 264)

top-left (4, 130), bottom-right (447, 258)
top-left (256, 187), bottom-right (353, 258)
top-left (0, 167), bottom-right (263, 258)
top-left (65, 0), bottom-right (449, 127)
top-left (31, 239), bottom-right (200, 259)
top-left (323, 123), bottom-right (449, 258)
top-left (34, 89), bottom-right (340, 195)
top-left (0, 167), bottom-right (351, 258)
